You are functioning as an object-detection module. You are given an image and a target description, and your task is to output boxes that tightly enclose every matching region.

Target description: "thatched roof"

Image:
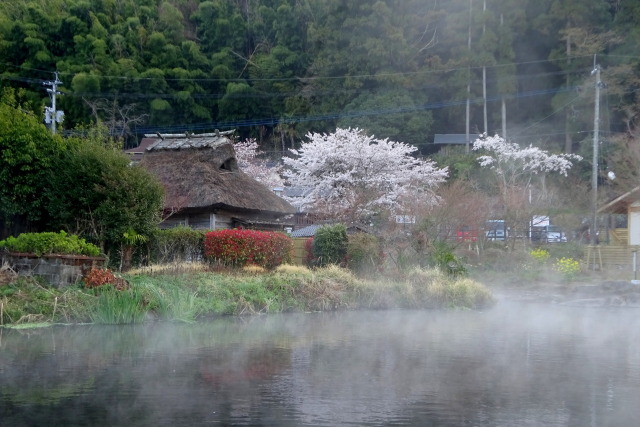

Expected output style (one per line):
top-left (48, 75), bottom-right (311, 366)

top-left (138, 132), bottom-right (295, 215)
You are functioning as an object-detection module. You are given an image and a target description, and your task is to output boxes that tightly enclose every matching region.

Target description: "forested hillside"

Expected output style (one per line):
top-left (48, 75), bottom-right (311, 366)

top-left (0, 0), bottom-right (637, 158)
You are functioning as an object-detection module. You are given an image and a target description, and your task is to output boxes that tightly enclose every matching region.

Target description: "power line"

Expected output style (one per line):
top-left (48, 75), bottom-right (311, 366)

top-left (73, 84), bottom-right (576, 136)
top-left (52, 69), bottom-right (581, 101)
top-left (509, 93), bottom-right (583, 138)
top-left (0, 53), bottom-right (630, 85)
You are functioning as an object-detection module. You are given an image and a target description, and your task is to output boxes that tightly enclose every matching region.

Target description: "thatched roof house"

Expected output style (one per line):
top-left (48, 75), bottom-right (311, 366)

top-left (137, 131), bottom-right (295, 231)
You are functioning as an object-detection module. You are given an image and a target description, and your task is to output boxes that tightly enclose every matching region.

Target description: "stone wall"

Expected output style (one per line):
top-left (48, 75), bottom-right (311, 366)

top-left (2, 253), bottom-right (106, 288)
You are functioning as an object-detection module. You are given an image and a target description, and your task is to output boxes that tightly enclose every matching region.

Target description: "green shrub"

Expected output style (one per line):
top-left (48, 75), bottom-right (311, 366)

top-left (347, 232), bottom-right (383, 275)
top-left (430, 241), bottom-right (467, 278)
top-left (149, 226), bottom-right (206, 263)
top-left (312, 224), bottom-right (348, 267)
top-left (46, 135), bottom-right (164, 264)
top-left (0, 231), bottom-right (101, 256)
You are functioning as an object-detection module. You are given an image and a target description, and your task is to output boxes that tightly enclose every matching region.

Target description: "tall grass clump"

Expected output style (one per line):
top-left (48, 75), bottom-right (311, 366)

top-left (289, 264), bottom-right (359, 311)
top-left (88, 286), bottom-right (147, 324)
top-left (146, 285), bottom-right (199, 323)
top-left (402, 267), bottom-right (493, 309)
top-left (0, 277), bottom-right (94, 325)
top-left (427, 277), bottom-right (494, 309)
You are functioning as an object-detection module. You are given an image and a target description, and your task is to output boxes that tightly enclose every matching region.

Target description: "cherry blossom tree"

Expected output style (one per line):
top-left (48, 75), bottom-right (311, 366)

top-left (473, 133), bottom-right (582, 189)
top-left (472, 134), bottom-right (582, 244)
top-left (283, 128), bottom-right (448, 223)
top-left (234, 138), bottom-right (284, 190)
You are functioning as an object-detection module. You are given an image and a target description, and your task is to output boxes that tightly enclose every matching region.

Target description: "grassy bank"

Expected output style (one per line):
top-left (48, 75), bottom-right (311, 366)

top-left (0, 264), bottom-right (494, 326)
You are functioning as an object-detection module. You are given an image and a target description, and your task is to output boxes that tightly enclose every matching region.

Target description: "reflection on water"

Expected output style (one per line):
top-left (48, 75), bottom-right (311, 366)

top-left (2, 303), bottom-right (640, 426)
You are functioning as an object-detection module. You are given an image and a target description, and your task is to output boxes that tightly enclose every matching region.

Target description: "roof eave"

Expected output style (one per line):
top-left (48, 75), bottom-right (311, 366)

top-left (598, 186), bottom-right (640, 214)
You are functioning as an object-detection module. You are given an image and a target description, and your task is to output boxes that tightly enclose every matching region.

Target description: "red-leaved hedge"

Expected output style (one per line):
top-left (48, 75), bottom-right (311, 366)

top-left (203, 229), bottom-right (293, 269)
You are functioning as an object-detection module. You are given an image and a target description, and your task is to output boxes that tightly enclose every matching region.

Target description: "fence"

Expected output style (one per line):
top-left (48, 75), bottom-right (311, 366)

top-left (291, 238), bottom-right (309, 266)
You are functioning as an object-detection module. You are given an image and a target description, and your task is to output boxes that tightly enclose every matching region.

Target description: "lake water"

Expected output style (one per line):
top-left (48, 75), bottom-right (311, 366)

top-left (2, 301), bottom-right (640, 426)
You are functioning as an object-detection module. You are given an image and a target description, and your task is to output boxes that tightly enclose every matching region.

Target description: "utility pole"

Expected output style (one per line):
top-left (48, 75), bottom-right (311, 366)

top-left (465, 0), bottom-right (473, 153)
top-left (500, 12), bottom-right (506, 140)
top-left (591, 60), bottom-right (601, 246)
top-left (43, 72), bottom-right (64, 134)
top-left (482, 0), bottom-right (487, 135)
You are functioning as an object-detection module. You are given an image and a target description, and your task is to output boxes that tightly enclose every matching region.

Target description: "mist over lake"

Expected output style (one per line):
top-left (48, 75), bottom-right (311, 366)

top-left (2, 302), bottom-right (640, 426)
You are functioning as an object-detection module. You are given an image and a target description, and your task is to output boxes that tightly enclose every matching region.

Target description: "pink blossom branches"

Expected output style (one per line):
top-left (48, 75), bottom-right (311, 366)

top-left (234, 138), bottom-right (284, 190)
top-left (472, 134), bottom-right (583, 244)
top-left (283, 128), bottom-right (448, 222)
top-left (473, 134), bottom-right (582, 178)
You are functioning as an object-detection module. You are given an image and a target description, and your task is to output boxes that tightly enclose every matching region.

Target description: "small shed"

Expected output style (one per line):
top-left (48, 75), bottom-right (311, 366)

top-left (137, 131), bottom-right (295, 231)
top-left (598, 186), bottom-right (640, 245)
top-left (591, 186), bottom-right (640, 269)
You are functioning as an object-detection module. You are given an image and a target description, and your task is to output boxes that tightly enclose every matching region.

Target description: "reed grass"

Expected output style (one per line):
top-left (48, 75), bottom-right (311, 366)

top-left (0, 277), bottom-right (94, 325)
top-left (88, 286), bottom-right (147, 324)
top-left (1, 265), bottom-right (494, 327)
top-left (143, 285), bottom-right (199, 323)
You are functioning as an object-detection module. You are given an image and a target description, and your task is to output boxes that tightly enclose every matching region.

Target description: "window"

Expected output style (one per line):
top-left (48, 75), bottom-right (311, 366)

top-left (219, 157), bottom-right (238, 172)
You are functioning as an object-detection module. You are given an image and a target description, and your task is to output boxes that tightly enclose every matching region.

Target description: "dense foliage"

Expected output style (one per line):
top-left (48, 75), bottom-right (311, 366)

top-left (0, 90), bottom-right (67, 230)
top-left (148, 226), bottom-right (206, 264)
top-left (312, 224), bottom-right (348, 267)
top-left (429, 241), bottom-right (467, 278)
top-left (0, 92), bottom-right (164, 261)
top-left (346, 232), bottom-right (384, 276)
top-left (0, 231), bottom-right (101, 256)
top-left (203, 229), bottom-right (293, 269)
top-left (0, 0), bottom-right (637, 157)
top-left (45, 134), bottom-right (164, 257)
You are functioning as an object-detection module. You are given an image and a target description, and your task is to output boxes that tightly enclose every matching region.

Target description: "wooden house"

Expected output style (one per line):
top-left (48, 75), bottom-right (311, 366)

top-left (135, 131), bottom-right (296, 231)
top-left (591, 186), bottom-right (640, 269)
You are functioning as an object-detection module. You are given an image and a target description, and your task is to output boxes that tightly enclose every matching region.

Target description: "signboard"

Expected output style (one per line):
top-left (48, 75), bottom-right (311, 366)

top-left (531, 215), bottom-right (550, 227)
top-left (395, 215), bottom-right (416, 224)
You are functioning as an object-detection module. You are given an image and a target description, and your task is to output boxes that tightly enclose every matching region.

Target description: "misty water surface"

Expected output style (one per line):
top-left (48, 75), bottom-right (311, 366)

top-left (2, 302), bottom-right (640, 426)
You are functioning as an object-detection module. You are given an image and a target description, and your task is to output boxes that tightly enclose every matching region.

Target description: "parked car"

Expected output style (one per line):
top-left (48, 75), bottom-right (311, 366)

top-left (531, 225), bottom-right (567, 243)
top-left (544, 225), bottom-right (568, 243)
top-left (485, 220), bottom-right (506, 241)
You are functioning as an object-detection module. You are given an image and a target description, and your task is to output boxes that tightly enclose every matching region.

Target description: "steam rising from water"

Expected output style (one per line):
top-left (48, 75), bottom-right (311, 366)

top-left (1, 303), bottom-right (640, 426)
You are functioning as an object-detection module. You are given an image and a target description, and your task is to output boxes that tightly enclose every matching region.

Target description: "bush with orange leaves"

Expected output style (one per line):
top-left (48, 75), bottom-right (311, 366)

top-left (83, 267), bottom-right (128, 290)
